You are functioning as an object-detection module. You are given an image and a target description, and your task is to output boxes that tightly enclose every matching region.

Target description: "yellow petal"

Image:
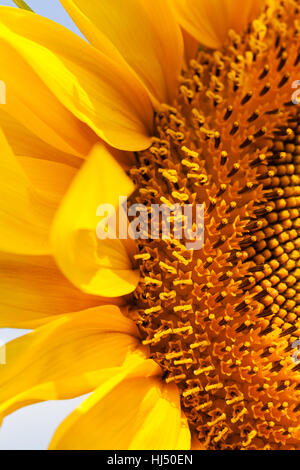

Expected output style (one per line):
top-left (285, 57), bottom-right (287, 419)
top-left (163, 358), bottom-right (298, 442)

top-left (0, 128), bottom-right (66, 255)
top-left (18, 156), bottom-right (76, 202)
top-left (182, 28), bottom-right (199, 66)
top-left (51, 144), bottom-right (140, 297)
top-left (0, 306), bottom-right (147, 421)
top-left (0, 107), bottom-right (88, 168)
top-left (0, 35), bottom-right (95, 158)
top-left (0, 7), bottom-right (153, 151)
top-left (172, 0), bottom-right (262, 49)
top-left (60, 0), bottom-right (184, 106)
top-left (0, 253), bottom-right (108, 328)
top-left (49, 361), bottom-right (191, 450)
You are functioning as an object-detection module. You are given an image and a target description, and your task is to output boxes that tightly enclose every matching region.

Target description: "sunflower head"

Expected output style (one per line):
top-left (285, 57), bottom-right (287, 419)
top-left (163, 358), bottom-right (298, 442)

top-left (0, 0), bottom-right (299, 451)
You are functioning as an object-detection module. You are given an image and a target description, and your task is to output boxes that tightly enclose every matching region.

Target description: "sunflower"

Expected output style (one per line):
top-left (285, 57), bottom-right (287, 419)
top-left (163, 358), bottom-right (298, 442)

top-left (0, 0), bottom-right (299, 450)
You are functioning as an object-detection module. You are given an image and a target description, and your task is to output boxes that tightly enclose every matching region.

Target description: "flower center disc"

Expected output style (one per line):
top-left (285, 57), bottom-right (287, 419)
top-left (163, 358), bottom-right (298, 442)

top-left (128, 1), bottom-right (300, 450)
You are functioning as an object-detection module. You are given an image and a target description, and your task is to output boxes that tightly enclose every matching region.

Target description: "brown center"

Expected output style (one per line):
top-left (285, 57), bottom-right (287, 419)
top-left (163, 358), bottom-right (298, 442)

top-left (127, 0), bottom-right (300, 450)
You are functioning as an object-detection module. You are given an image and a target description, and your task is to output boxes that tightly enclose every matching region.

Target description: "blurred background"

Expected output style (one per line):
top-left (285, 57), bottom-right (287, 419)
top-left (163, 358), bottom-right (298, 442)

top-left (0, 0), bottom-right (88, 450)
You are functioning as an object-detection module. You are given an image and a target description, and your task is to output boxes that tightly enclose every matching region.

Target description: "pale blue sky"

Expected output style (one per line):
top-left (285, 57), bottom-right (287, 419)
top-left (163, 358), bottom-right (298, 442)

top-left (0, 0), bottom-right (89, 450)
top-left (0, 0), bottom-right (84, 37)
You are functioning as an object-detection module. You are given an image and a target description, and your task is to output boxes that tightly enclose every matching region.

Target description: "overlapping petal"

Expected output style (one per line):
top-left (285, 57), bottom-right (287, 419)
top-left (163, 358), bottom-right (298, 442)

top-left (18, 156), bottom-right (76, 202)
top-left (60, 0), bottom-right (184, 106)
top-left (0, 306), bottom-right (147, 421)
top-left (0, 253), bottom-right (110, 328)
top-left (181, 28), bottom-right (199, 66)
top-left (0, 6), bottom-right (153, 151)
top-left (49, 361), bottom-right (190, 450)
top-left (0, 107), bottom-right (90, 167)
top-left (0, 128), bottom-right (71, 255)
top-left (0, 32), bottom-right (95, 157)
top-left (172, 0), bottom-right (262, 49)
top-left (51, 144), bottom-right (140, 297)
